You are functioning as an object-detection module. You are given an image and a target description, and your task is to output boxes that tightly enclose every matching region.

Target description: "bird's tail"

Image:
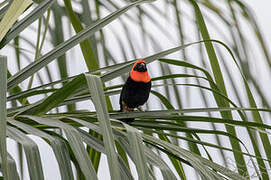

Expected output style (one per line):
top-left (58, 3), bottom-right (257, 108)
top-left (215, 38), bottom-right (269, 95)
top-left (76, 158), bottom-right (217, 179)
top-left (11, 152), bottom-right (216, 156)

top-left (119, 101), bottom-right (134, 123)
top-left (119, 108), bottom-right (134, 123)
top-left (120, 117), bottom-right (134, 123)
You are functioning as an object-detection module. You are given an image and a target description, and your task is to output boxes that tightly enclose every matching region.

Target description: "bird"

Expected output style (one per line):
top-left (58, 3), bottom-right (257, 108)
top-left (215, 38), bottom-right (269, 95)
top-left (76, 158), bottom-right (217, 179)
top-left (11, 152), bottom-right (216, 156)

top-left (119, 60), bottom-right (151, 123)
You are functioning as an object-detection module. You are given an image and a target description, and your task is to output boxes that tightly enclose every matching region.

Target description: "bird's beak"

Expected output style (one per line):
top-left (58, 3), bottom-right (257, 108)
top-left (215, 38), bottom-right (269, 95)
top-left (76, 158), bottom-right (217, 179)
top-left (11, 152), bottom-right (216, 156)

top-left (137, 63), bottom-right (147, 72)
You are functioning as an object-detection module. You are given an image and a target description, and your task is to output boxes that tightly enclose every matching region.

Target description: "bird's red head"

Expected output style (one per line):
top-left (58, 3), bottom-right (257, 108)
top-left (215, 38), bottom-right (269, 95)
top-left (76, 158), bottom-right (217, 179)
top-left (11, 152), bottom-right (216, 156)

top-left (130, 60), bottom-right (151, 83)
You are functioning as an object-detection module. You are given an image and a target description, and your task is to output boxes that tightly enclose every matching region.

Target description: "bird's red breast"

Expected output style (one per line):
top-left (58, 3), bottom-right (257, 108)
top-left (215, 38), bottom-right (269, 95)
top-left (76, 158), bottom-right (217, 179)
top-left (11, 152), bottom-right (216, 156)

top-left (130, 60), bottom-right (151, 83)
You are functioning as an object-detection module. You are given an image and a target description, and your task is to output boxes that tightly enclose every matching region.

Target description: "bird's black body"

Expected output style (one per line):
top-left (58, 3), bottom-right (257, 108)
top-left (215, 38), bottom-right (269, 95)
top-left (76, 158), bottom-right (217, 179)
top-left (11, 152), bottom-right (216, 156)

top-left (120, 76), bottom-right (151, 110)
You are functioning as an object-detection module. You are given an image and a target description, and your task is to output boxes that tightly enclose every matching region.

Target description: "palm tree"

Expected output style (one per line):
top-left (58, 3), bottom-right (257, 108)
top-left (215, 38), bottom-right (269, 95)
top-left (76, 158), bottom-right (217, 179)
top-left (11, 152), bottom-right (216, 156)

top-left (0, 0), bottom-right (270, 179)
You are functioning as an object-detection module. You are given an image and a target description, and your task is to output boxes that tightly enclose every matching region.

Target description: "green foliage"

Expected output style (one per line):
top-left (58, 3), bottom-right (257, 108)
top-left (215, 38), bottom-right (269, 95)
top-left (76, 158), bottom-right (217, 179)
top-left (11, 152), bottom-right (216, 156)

top-left (0, 0), bottom-right (270, 179)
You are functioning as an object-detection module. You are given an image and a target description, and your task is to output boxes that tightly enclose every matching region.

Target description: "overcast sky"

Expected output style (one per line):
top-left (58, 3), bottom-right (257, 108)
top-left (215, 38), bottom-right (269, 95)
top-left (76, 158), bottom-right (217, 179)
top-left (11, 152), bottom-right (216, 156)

top-left (246, 1), bottom-right (271, 51)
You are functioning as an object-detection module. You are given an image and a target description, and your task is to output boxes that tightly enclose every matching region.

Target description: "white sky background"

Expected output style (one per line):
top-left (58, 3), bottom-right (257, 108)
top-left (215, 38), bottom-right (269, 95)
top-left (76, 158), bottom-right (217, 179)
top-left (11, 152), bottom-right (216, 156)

top-left (3, 0), bottom-right (271, 179)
